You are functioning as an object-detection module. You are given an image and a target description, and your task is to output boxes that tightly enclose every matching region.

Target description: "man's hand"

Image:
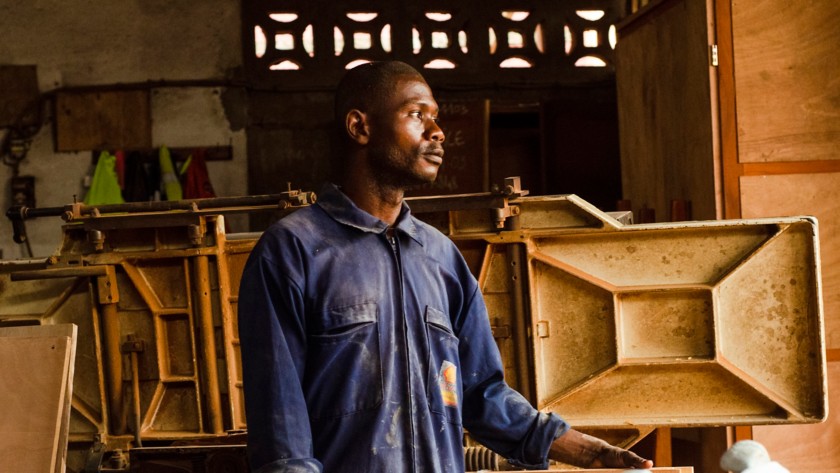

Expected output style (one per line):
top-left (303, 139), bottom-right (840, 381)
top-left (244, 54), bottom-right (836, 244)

top-left (548, 428), bottom-right (653, 469)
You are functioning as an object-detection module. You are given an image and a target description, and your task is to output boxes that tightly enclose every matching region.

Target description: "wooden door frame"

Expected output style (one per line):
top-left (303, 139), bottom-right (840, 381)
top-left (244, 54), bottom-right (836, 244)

top-left (716, 0), bottom-right (840, 220)
top-left (715, 0), bottom-right (741, 220)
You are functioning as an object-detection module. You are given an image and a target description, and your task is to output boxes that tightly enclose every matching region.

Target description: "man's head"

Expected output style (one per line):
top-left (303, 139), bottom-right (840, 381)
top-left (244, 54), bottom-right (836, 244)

top-left (334, 61), bottom-right (423, 130)
top-left (334, 61), bottom-right (445, 189)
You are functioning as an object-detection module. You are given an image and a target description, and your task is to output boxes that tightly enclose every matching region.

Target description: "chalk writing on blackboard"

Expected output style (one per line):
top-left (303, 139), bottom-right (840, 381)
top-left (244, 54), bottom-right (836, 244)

top-left (408, 99), bottom-right (488, 196)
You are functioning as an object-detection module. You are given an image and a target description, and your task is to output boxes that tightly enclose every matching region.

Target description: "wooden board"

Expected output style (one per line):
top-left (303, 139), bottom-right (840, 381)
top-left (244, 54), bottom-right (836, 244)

top-left (731, 0), bottom-right (840, 163)
top-left (753, 360), bottom-right (840, 473)
top-left (531, 468), bottom-right (693, 472)
top-left (740, 172), bottom-right (840, 349)
top-left (615, 0), bottom-right (720, 222)
top-left (0, 324), bottom-right (77, 473)
top-left (0, 65), bottom-right (40, 127)
top-left (55, 90), bottom-right (151, 151)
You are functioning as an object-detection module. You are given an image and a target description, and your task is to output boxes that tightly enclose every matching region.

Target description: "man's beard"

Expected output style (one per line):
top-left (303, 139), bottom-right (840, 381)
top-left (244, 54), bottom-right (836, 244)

top-left (368, 143), bottom-right (442, 191)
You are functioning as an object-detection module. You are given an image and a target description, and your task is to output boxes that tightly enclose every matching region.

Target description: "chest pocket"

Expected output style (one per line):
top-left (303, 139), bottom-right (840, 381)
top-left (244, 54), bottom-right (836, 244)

top-left (305, 301), bottom-right (383, 419)
top-left (425, 306), bottom-right (462, 424)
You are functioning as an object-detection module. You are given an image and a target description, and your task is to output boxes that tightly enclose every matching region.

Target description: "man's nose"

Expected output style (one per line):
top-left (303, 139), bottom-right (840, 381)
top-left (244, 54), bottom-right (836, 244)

top-left (428, 121), bottom-right (445, 142)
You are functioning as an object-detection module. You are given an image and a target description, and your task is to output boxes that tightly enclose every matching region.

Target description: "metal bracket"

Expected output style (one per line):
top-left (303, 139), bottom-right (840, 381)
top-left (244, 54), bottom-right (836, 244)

top-left (121, 335), bottom-right (146, 354)
top-left (406, 176), bottom-right (530, 229)
top-left (536, 320), bottom-right (550, 338)
top-left (490, 324), bottom-right (511, 339)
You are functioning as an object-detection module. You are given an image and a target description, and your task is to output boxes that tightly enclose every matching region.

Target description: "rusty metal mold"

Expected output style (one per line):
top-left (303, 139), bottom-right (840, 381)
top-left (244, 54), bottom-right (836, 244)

top-left (443, 195), bottom-right (826, 428)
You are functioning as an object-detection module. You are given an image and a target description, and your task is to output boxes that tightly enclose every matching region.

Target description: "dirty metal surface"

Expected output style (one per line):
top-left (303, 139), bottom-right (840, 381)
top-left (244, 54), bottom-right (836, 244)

top-left (0, 215), bottom-right (255, 471)
top-left (426, 194), bottom-right (826, 428)
top-left (0, 190), bottom-right (827, 470)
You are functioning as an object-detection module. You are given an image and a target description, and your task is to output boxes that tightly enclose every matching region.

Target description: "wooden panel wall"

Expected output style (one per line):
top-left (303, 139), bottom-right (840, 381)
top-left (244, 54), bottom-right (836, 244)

top-left (723, 1), bottom-right (840, 462)
top-left (0, 65), bottom-right (40, 127)
top-left (731, 0), bottom-right (840, 164)
top-left (719, 0), bottom-right (840, 218)
top-left (615, 0), bottom-right (720, 222)
top-left (54, 90), bottom-right (151, 151)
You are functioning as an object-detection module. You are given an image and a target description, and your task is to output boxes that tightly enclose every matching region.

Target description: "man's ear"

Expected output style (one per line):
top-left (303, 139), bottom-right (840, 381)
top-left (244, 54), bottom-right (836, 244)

top-left (346, 109), bottom-right (370, 145)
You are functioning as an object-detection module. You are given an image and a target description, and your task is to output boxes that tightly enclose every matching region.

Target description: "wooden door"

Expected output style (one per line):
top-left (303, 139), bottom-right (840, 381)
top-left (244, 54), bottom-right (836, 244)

top-left (718, 0), bottom-right (840, 349)
top-left (616, 0), bottom-right (840, 470)
top-left (615, 0), bottom-right (721, 223)
top-left (717, 1), bottom-right (840, 471)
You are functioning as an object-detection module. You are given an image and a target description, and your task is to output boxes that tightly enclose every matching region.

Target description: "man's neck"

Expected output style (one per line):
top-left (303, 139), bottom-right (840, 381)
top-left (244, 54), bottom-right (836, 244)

top-left (340, 179), bottom-right (404, 226)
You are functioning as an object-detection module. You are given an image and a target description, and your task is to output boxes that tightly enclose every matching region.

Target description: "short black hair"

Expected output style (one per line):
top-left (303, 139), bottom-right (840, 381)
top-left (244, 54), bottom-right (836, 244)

top-left (334, 60), bottom-right (424, 130)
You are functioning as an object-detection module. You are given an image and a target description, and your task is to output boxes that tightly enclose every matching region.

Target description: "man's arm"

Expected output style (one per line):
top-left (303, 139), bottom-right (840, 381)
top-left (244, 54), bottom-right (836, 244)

top-left (454, 278), bottom-right (653, 470)
top-left (549, 428), bottom-right (653, 469)
top-left (455, 284), bottom-right (564, 468)
top-left (238, 250), bottom-right (322, 473)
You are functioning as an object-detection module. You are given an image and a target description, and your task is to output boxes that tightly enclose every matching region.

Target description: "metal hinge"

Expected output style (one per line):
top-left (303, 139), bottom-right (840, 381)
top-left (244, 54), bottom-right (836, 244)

top-left (536, 320), bottom-right (550, 338)
top-left (710, 44), bottom-right (719, 67)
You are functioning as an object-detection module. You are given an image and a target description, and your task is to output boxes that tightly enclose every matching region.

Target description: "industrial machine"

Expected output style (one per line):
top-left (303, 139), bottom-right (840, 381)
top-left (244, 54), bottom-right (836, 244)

top-left (0, 178), bottom-right (826, 472)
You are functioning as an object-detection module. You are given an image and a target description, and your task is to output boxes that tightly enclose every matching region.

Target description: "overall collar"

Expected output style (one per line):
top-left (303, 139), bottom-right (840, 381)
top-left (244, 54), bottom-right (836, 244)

top-left (315, 183), bottom-right (424, 246)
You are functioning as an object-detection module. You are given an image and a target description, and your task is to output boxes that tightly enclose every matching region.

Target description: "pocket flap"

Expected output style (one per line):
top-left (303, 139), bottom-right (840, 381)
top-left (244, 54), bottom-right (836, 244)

top-left (425, 306), bottom-right (454, 334)
top-left (317, 301), bottom-right (377, 332)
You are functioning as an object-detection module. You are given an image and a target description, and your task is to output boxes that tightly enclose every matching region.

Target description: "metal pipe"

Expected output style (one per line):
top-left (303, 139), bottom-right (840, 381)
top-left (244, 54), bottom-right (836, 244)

top-left (71, 193), bottom-right (314, 216)
top-left (195, 255), bottom-right (224, 433)
top-left (10, 266), bottom-right (108, 281)
top-left (406, 193), bottom-right (508, 214)
top-left (9, 193), bottom-right (315, 220)
top-left (507, 242), bottom-right (535, 405)
top-left (130, 343), bottom-right (143, 447)
top-left (101, 302), bottom-right (126, 435)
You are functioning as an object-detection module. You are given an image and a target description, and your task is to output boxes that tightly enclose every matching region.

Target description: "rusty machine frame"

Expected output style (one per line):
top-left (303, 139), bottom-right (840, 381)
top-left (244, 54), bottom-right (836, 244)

top-left (1, 177), bottom-right (826, 472)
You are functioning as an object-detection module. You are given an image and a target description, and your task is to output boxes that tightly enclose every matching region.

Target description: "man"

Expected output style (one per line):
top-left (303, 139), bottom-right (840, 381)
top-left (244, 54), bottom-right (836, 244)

top-left (238, 61), bottom-right (653, 472)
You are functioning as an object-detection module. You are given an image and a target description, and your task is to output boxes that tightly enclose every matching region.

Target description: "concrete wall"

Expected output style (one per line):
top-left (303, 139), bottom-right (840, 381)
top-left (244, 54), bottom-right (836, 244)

top-left (0, 0), bottom-right (247, 259)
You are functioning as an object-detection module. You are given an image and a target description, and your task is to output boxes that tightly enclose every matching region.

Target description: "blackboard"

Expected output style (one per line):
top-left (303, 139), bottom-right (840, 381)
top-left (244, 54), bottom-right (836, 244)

top-left (407, 99), bottom-right (489, 196)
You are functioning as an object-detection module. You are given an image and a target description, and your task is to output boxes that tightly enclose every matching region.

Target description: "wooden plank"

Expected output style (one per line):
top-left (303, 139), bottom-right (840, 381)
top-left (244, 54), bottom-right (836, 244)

top-left (731, 0), bottom-right (840, 164)
top-left (532, 468), bottom-right (693, 472)
top-left (742, 160), bottom-right (840, 176)
top-left (740, 172), bottom-right (840, 350)
top-left (615, 0), bottom-right (719, 222)
top-left (655, 427), bottom-right (673, 467)
top-left (715, 0), bottom-right (743, 219)
top-left (732, 425), bottom-right (753, 442)
top-left (0, 65), bottom-right (40, 127)
top-left (698, 428), bottom-right (729, 473)
top-left (0, 324), bottom-right (78, 473)
top-left (753, 360), bottom-right (840, 473)
top-left (55, 90), bottom-right (151, 151)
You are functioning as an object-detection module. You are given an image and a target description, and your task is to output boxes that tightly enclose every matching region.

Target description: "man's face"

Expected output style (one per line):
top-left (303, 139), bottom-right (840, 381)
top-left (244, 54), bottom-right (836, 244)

top-left (366, 75), bottom-right (445, 189)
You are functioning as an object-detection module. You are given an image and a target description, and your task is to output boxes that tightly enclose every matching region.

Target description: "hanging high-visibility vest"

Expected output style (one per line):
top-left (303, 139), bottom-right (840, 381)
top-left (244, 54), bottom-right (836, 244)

top-left (84, 151), bottom-right (125, 205)
top-left (159, 145), bottom-right (182, 201)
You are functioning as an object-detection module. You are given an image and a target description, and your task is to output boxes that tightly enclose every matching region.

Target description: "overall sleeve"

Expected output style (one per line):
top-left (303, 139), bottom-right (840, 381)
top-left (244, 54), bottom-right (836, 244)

top-left (238, 244), bottom-right (322, 473)
top-left (457, 285), bottom-right (568, 469)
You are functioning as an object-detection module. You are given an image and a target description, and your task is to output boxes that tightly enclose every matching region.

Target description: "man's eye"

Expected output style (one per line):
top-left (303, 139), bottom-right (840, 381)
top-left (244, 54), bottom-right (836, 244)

top-left (410, 111), bottom-right (422, 119)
